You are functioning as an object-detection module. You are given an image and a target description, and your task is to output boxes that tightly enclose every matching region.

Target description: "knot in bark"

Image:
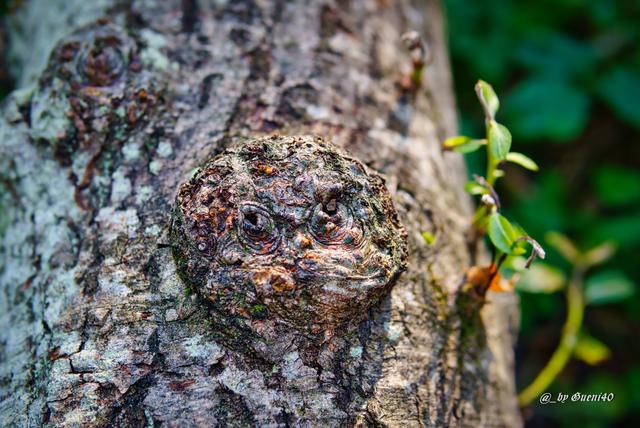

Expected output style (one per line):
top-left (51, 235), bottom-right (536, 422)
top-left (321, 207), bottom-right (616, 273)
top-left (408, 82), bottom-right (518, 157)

top-left (76, 32), bottom-right (127, 87)
top-left (44, 23), bottom-right (137, 94)
top-left (30, 21), bottom-right (163, 158)
top-left (171, 135), bottom-right (408, 336)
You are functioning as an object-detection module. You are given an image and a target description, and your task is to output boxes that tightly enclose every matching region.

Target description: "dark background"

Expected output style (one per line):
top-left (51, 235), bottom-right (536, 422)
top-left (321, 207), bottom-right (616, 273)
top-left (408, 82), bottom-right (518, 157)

top-left (442, 0), bottom-right (640, 426)
top-left (1, 0), bottom-right (638, 426)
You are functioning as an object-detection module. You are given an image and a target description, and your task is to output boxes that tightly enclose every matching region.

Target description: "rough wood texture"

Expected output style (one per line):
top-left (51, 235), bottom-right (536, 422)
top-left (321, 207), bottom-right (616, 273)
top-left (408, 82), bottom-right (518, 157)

top-left (0, 0), bottom-right (521, 426)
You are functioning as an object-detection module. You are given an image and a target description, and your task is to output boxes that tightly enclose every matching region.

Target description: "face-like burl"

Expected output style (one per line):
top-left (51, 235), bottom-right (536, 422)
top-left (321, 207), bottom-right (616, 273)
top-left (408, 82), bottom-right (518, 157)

top-left (172, 136), bottom-right (407, 333)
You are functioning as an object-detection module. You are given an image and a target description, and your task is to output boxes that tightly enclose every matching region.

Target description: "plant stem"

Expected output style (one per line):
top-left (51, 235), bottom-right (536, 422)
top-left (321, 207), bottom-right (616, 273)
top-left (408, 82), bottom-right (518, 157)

top-left (485, 118), bottom-right (499, 188)
top-left (469, 122), bottom-right (497, 231)
top-left (517, 266), bottom-right (586, 406)
top-left (486, 157), bottom-right (497, 188)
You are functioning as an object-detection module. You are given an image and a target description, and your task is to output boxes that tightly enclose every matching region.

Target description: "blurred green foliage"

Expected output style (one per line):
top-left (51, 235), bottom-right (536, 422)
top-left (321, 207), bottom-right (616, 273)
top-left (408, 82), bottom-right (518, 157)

top-left (443, 0), bottom-right (640, 426)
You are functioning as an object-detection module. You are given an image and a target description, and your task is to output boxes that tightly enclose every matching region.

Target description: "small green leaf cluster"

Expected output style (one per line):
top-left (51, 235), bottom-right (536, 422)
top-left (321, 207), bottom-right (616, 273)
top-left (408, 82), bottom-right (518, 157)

top-left (444, 80), bottom-right (543, 266)
top-left (444, 81), bottom-right (538, 177)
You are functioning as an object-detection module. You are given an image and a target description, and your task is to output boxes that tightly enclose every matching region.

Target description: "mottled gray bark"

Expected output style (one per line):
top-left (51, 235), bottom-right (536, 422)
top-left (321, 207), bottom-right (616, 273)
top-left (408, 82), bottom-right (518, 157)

top-left (0, 0), bottom-right (521, 426)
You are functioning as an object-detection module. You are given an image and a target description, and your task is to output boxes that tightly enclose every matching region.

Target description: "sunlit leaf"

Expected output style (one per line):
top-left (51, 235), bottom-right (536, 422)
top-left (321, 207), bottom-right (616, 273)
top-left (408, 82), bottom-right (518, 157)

top-left (585, 270), bottom-right (635, 305)
top-left (516, 262), bottom-right (566, 293)
top-left (443, 135), bottom-right (471, 148)
top-left (421, 231), bottom-right (437, 245)
top-left (464, 181), bottom-right (486, 195)
top-left (510, 224), bottom-right (529, 258)
top-left (574, 333), bottom-right (611, 365)
top-left (508, 256), bottom-right (528, 271)
top-left (455, 139), bottom-right (487, 154)
top-left (488, 121), bottom-right (511, 161)
top-left (444, 136), bottom-right (487, 154)
top-left (505, 152), bottom-right (539, 171)
top-left (475, 80), bottom-right (500, 118)
top-left (488, 212), bottom-right (520, 254)
top-left (511, 246), bottom-right (527, 256)
top-left (582, 241), bottom-right (616, 267)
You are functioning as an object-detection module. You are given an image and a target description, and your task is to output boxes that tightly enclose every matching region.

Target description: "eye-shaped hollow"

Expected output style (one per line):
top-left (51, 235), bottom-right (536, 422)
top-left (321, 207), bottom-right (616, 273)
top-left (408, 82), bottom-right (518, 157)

top-left (308, 200), bottom-right (360, 246)
top-left (237, 204), bottom-right (280, 253)
top-left (77, 37), bottom-right (126, 87)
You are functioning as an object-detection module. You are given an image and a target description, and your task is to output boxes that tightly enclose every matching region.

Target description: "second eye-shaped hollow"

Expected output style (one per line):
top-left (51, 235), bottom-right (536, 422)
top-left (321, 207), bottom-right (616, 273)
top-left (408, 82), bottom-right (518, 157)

top-left (308, 201), bottom-right (358, 245)
top-left (237, 203), bottom-right (280, 254)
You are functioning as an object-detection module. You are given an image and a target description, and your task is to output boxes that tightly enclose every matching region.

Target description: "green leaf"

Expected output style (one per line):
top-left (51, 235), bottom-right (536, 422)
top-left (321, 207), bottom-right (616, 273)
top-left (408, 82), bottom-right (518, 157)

top-left (545, 231), bottom-right (579, 263)
top-left (574, 333), bottom-right (612, 365)
top-left (464, 181), bottom-right (486, 195)
top-left (488, 212), bottom-right (520, 254)
top-left (443, 135), bottom-right (471, 148)
top-left (475, 80), bottom-right (500, 119)
top-left (593, 165), bottom-right (640, 207)
top-left (443, 137), bottom-right (486, 154)
top-left (487, 120), bottom-right (512, 161)
top-left (516, 262), bottom-right (566, 293)
top-left (582, 241), bottom-right (616, 267)
top-left (597, 67), bottom-right (640, 128)
top-left (421, 231), bottom-right (437, 245)
top-left (505, 152), bottom-right (539, 171)
top-left (503, 78), bottom-right (589, 142)
top-left (585, 270), bottom-right (635, 305)
top-left (453, 139), bottom-right (486, 154)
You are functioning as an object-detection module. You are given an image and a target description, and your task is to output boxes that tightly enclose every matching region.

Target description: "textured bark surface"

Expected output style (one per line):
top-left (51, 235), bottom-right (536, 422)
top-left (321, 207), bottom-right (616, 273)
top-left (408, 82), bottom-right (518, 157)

top-left (0, 0), bottom-right (521, 426)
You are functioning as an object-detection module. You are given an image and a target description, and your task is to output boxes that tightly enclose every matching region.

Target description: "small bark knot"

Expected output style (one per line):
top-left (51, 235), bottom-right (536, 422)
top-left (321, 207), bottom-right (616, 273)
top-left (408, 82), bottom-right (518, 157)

top-left (171, 135), bottom-right (408, 335)
top-left (30, 21), bottom-right (163, 158)
top-left (51, 24), bottom-right (133, 89)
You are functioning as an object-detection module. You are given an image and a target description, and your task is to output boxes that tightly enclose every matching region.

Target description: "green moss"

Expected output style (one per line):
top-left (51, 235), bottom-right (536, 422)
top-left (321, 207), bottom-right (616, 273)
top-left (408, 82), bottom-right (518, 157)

top-left (250, 304), bottom-right (266, 313)
top-left (249, 304), bottom-right (268, 319)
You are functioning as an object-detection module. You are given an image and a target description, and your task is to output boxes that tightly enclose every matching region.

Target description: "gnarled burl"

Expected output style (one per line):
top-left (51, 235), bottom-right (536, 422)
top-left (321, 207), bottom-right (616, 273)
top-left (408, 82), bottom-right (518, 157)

top-left (172, 135), bottom-right (407, 336)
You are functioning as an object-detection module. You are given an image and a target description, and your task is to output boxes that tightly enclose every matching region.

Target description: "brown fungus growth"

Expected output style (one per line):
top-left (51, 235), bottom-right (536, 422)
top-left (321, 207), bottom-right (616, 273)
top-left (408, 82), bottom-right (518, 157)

top-left (171, 135), bottom-right (408, 335)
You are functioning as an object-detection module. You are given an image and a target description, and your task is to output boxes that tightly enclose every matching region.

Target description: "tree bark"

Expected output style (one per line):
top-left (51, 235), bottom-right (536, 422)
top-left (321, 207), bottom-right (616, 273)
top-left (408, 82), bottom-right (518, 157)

top-left (0, 0), bottom-right (521, 426)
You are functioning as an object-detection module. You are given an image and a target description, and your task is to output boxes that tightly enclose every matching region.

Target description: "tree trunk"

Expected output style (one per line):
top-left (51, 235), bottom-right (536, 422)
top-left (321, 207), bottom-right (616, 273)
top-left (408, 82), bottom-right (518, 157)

top-left (0, 0), bottom-right (521, 426)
